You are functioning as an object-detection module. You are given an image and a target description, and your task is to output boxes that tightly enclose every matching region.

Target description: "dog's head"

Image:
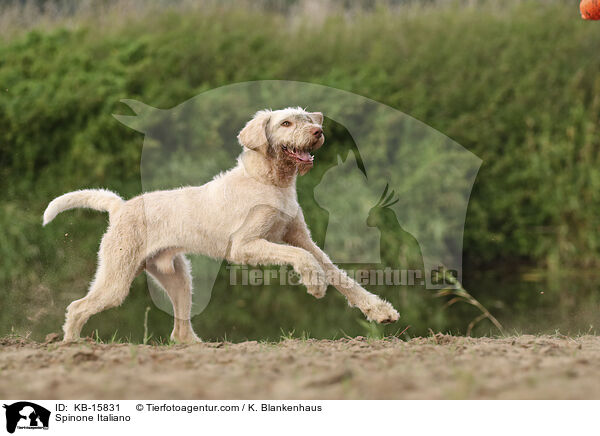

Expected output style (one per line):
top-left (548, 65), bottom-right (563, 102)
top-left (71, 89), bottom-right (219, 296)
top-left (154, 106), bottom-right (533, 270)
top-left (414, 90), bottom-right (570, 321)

top-left (237, 107), bottom-right (324, 176)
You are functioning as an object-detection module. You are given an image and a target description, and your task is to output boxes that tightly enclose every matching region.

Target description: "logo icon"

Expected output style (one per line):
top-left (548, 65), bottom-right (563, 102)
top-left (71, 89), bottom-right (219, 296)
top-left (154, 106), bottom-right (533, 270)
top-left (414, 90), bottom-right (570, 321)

top-left (3, 402), bottom-right (50, 434)
top-left (114, 80), bottom-right (481, 315)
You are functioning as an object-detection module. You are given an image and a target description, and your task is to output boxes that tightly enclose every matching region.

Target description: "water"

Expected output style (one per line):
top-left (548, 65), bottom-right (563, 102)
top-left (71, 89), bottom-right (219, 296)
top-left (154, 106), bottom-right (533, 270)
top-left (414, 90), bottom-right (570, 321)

top-left (463, 268), bottom-right (600, 336)
top-left (4, 264), bottom-right (600, 343)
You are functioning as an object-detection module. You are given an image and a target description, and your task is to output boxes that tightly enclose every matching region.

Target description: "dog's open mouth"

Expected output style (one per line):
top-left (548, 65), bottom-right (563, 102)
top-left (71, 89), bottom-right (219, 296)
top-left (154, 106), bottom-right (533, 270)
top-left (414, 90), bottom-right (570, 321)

top-left (282, 145), bottom-right (314, 166)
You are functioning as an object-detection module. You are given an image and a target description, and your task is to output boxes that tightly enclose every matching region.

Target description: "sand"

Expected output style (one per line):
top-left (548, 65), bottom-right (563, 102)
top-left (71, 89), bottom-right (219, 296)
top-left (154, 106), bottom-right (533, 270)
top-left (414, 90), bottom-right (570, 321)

top-left (1, 334), bottom-right (599, 399)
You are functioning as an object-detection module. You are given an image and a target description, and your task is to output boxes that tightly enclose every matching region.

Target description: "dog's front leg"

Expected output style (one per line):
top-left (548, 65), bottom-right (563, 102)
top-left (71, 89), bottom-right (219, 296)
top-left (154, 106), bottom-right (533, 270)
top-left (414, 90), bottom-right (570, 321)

top-left (227, 206), bottom-right (327, 297)
top-left (284, 212), bottom-right (400, 324)
top-left (229, 238), bottom-right (327, 298)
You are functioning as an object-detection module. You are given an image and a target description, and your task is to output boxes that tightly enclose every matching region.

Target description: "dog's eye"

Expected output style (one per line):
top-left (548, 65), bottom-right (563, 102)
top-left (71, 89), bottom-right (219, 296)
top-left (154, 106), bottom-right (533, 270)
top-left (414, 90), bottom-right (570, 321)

top-left (281, 121), bottom-right (291, 127)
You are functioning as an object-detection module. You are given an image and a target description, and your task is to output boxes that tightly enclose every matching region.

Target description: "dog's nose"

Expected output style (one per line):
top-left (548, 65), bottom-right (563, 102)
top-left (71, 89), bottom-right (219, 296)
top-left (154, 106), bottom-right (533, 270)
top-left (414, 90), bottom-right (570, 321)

top-left (312, 127), bottom-right (323, 138)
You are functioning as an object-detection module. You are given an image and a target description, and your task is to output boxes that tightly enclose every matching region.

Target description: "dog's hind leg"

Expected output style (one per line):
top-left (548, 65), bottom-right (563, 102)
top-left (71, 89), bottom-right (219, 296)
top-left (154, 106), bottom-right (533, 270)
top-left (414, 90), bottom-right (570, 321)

top-left (146, 253), bottom-right (201, 343)
top-left (62, 233), bottom-right (139, 342)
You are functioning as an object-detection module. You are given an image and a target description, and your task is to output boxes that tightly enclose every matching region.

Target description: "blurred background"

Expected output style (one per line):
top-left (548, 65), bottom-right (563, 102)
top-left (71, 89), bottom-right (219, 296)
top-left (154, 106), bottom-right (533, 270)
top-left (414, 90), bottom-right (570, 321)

top-left (1, 0), bottom-right (600, 342)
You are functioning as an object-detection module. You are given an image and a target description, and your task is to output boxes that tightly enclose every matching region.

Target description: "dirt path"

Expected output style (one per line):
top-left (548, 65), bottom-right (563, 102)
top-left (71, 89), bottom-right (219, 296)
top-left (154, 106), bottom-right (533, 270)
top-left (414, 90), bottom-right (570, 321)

top-left (1, 335), bottom-right (599, 399)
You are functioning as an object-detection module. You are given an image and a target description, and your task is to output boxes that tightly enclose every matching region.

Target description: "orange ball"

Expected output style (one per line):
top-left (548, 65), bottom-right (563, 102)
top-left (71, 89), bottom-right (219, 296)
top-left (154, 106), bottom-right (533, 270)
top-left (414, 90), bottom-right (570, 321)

top-left (581, 0), bottom-right (600, 20)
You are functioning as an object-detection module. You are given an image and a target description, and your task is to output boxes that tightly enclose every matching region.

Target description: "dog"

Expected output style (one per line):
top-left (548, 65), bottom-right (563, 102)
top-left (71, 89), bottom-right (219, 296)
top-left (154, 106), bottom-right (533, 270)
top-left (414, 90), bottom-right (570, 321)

top-left (43, 107), bottom-right (400, 343)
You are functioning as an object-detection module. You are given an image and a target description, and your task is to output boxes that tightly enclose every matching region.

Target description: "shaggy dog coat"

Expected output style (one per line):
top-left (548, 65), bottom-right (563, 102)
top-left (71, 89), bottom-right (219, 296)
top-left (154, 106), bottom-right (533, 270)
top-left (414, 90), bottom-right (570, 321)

top-left (44, 107), bottom-right (399, 342)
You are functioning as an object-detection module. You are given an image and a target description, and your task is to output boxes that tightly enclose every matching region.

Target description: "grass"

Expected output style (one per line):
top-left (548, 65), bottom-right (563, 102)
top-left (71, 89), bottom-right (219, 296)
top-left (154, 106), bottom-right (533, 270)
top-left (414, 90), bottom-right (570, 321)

top-left (142, 306), bottom-right (152, 345)
top-left (279, 328), bottom-right (313, 342)
top-left (92, 329), bottom-right (127, 344)
top-left (5, 327), bottom-right (600, 348)
top-left (435, 268), bottom-right (505, 336)
top-left (89, 307), bottom-right (179, 346)
top-left (86, 292), bottom-right (503, 346)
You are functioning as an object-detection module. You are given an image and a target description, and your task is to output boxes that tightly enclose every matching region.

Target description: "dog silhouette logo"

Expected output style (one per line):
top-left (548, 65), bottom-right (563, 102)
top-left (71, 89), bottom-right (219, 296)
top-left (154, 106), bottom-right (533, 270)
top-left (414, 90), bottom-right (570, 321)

top-left (3, 402), bottom-right (50, 433)
top-left (113, 80), bottom-right (481, 321)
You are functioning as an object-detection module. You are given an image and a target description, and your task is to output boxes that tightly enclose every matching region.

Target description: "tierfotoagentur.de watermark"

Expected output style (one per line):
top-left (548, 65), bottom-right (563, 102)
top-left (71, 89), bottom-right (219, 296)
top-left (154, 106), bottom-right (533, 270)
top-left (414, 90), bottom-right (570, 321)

top-left (226, 265), bottom-right (459, 287)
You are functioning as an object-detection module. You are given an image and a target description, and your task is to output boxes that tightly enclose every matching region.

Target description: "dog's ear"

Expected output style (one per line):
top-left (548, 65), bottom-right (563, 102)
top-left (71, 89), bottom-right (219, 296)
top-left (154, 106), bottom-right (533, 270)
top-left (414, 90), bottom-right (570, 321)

top-left (238, 110), bottom-right (271, 152)
top-left (308, 112), bottom-right (323, 125)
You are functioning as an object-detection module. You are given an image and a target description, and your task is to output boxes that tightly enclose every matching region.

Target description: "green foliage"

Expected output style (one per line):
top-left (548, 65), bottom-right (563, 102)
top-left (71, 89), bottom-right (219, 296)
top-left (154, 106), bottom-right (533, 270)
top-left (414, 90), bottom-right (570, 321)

top-left (1, 1), bottom-right (599, 341)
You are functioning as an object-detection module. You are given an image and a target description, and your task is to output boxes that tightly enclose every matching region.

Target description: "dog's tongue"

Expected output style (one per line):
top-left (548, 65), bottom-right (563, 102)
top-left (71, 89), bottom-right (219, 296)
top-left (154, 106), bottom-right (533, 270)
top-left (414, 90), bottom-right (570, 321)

top-left (296, 151), bottom-right (312, 162)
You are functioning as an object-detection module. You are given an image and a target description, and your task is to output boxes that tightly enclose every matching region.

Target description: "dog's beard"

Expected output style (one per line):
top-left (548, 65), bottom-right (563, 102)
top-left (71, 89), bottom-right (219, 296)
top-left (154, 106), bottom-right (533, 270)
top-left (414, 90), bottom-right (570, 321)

top-left (279, 143), bottom-right (315, 175)
top-left (276, 153), bottom-right (313, 175)
top-left (297, 161), bottom-right (313, 175)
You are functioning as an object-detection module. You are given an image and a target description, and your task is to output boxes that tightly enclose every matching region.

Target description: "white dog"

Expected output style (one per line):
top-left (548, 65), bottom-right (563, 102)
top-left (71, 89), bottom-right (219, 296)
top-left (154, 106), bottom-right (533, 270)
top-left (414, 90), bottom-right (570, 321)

top-left (44, 107), bottom-right (399, 343)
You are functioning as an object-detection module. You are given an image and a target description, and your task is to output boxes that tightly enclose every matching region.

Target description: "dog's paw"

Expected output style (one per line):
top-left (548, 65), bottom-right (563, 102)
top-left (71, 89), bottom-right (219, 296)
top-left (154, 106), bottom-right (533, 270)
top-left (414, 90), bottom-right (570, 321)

top-left (362, 299), bottom-right (400, 324)
top-left (299, 263), bottom-right (327, 299)
top-left (175, 336), bottom-right (203, 345)
top-left (171, 331), bottom-right (202, 344)
top-left (171, 321), bottom-right (202, 344)
top-left (306, 281), bottom-right (327, 299)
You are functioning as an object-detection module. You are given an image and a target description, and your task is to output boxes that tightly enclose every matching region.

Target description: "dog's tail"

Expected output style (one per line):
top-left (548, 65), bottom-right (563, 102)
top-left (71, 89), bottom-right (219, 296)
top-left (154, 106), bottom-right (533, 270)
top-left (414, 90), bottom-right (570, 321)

top-left (43, 189), bottom-right (124, 226)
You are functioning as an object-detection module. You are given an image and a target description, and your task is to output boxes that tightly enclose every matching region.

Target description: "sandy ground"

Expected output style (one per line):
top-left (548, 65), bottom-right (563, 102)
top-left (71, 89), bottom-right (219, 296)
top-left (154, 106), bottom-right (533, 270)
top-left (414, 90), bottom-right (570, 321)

top-left (1, 334), bottom-right (600, 399)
